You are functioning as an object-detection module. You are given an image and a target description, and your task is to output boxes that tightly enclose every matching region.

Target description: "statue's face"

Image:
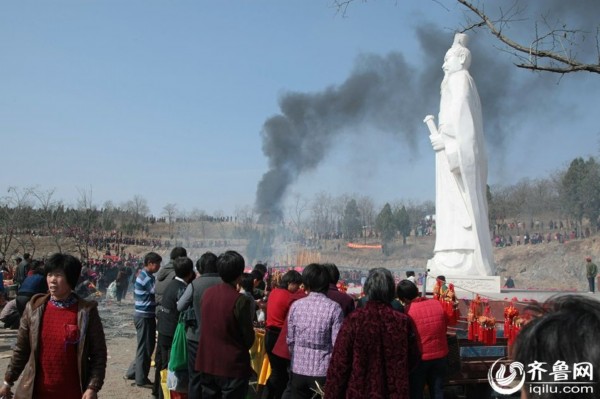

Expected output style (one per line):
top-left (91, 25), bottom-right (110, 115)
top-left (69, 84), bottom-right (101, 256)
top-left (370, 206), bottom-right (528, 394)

top-left (443, 49), bottom-right (464, 75)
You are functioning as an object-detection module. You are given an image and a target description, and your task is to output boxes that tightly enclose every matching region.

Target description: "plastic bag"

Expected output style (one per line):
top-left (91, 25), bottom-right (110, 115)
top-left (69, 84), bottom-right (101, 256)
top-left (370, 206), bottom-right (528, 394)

top-left (106, 281), bottom-right (117, 301)
top-left (166, 369), bottom-right (189, 393)
top-left (168, 318), bottom-right (188, 371)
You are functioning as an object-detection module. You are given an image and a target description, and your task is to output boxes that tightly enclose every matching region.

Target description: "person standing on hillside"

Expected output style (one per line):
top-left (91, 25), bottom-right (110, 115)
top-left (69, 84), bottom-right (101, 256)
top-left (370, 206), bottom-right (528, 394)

top-left (397, 280), bottom-right (449, 399)
top-left (176, 252), bottom-right (221, 397)
top-left (14, 253), bottom-right (31, 287)
top-left (155, 247), bottom-right (187, 307)
top-left (115, 263), bottom-right (128, 304)
top-left (287, 263), bottom-right (344, 399)
top-left (325, 268), bottom-right (415, 399)
top-left (16, 261), bottom-right (48, 316)
top-left (196, 250), bottom-right (255, 398)
top-left (585, 257), bottom-right (597, 293)
top-left (154, 256), bottom-right (195, 399)
top-left (323, 263), bottom-right (355, 317)
top-left (125, 252), bottom-right (162, 391)
top-left (503, 276), bottom-right (515, 289)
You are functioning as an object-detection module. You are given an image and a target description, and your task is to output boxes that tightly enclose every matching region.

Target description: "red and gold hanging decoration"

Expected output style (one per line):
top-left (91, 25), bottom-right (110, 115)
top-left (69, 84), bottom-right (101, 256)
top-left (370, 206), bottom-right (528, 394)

top-left (336, 280), bottom-right (348, 293)
top-left (433, 278), bottom-right (443, 301)
top-left (433, 278), bottom-right (460, 326)
top-left (508, 315), bottom-right (525, 347)
top-left (467, 295), bottom-right (483, 341)
top-left (503, 300), bottom-right (520, 344)
top-left (477, 305), bottom-right (497, 345)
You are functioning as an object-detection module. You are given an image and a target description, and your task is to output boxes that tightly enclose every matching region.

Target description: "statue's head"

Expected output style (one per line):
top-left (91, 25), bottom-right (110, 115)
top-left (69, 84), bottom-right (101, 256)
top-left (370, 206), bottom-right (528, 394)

top-left (443, 33), bottom-right (472, 74)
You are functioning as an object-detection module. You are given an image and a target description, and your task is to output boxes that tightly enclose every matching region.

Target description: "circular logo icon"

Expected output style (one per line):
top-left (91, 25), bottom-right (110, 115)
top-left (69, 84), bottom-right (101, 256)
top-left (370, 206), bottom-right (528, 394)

top-left (488, 358), bottom-right (526, 395)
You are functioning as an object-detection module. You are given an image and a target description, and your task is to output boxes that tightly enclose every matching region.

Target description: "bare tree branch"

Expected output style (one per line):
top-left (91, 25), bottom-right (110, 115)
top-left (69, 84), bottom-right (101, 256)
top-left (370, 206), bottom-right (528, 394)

top-left (331, 0), bottom-right (354, 17)
top-left (457, 0), bottom-right (600, 74)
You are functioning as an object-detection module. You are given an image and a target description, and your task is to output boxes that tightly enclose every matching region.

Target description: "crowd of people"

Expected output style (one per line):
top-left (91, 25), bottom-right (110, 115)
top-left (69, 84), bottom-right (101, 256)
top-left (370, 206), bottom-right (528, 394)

top-left (0, 247), bottom-right (598, 398)
top-left (115, 247), bottom-right (453, 399)
top-left (492, 229), bottom-right (588, 248)
top-left (0, 254), bottom-right (144, 329)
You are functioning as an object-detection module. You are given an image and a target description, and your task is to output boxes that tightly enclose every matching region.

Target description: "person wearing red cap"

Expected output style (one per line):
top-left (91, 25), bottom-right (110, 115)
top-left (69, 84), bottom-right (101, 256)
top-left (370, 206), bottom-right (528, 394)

top-left (585, 257), bottom-right (597, 293)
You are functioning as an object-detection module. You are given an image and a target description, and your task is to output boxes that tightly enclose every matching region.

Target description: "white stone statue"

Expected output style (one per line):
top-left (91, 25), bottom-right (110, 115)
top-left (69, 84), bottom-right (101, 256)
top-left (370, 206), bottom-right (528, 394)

top-left (424, 33), bottom-right (495, 277)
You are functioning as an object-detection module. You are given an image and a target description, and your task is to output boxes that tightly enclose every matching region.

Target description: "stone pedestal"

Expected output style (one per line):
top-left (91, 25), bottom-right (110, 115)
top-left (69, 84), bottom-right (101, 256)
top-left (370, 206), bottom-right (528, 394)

top-left (425, 274), bottom-right (501, 295)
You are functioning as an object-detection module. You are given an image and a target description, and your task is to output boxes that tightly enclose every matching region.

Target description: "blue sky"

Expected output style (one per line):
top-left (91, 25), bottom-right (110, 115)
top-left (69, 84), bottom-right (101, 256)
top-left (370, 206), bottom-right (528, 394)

top-left (1, 1), bottom-right (598, 217)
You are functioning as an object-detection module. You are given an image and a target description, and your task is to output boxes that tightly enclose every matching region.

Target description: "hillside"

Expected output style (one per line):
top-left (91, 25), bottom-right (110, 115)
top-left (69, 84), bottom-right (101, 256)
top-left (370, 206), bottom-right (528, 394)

top-left (301, 234), bottom-right (598, 292)
top-left (5, 225), bottom-right (598, 292)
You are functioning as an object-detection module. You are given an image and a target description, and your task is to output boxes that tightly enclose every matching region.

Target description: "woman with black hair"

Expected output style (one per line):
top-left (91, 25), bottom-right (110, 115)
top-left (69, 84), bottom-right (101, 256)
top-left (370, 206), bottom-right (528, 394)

top-left (397, 279), bottom-right (448, 399)
top-left (326, 268), bottom-right (415, 399)
top-left (287, 263), bottom-right (344, 399)
top-left (513, 294), bottom-right (600, 399)
top-left (263, 270), bottom-right (303, 399)
top-left (0, 253), bottom-right (107, 399)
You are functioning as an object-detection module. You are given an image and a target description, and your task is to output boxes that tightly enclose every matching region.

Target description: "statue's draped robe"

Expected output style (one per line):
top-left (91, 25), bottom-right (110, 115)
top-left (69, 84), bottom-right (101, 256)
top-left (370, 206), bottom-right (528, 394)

top-left (431, 69), bottom-right (494, 276)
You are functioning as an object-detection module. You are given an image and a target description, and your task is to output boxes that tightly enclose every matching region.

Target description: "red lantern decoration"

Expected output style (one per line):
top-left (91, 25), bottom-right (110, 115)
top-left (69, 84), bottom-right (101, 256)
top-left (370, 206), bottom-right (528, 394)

top-left (467, 295), bottom-right (483, 342)
top-left (503, 301), bottom-right (519, 343)
top-left (477, 305), bottom-right (497, 345)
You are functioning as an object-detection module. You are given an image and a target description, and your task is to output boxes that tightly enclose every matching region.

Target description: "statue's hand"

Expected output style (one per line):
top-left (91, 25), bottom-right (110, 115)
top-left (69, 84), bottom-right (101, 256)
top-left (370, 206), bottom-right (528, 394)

top-left (430, 135), bottom-right (445, 151)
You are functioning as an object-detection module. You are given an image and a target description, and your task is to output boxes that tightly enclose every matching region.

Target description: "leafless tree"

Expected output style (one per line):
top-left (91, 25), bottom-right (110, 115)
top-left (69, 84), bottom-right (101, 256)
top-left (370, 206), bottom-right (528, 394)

top-left (286, 193), bottom-right (310, 239)
top-left (162, 203), bottom-right (178, 238)
top-left (332, 193), bottom-right (352, 235)
top-left (333, 0), bottom-right (600, 74)
top-left (457, 0), bottom-right (600, 74)
top-left (212, 210), bottom-right (228, 239)
top-left (490, 176), bottom-right (562, 233)
top-left (162, 203), bottom-right (178, 224)
top-left (235, 205), bottom-right (258, 236)
top-left (101, 200), bottom-right (118, 231)
top-left (189, 207), bottom-right (207, 221)
top-left (123, 195), bottom-right (150, 233)
top-left (68, 187), bottom-right (101, 260)
top-left (356, 195), bottom-right (376, 234)
top-left (0, 187), bottom-right (34, 259)
top-left (28, 187), bottom-right (64, 254)
top-left (190, 207), bottom-right (208, 238)
top-left (310, 192), bottom-right (335, 238)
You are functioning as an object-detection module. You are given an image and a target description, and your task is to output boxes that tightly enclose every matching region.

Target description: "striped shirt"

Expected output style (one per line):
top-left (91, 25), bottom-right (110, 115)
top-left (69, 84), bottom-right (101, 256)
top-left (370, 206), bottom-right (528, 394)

top-left (287, 292), bottom-right (344, 377)
top-left (134, 269), bottom-right (156, 318)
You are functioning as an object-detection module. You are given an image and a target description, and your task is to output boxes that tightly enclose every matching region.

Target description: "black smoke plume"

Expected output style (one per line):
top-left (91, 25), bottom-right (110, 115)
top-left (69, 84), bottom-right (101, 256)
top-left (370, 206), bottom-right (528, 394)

top-left (255, 23), bottom-right (562, 223)
top-left (255, 49), bottom-right (432, 223)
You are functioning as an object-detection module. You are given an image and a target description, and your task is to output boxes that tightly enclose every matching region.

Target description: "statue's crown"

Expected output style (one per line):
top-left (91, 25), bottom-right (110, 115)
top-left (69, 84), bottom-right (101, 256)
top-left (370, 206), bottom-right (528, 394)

top-left (452, 33), bottom-right (469, 48)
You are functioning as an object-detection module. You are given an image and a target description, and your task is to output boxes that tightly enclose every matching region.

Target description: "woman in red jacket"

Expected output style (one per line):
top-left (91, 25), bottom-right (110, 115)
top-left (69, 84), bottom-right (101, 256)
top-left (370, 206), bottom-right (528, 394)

top-left (397, 280), bottom-right (449, 399)
top-left (263, 270), bottom-right (303, 399)
top-left (0, 253), bottom-right (107, 399)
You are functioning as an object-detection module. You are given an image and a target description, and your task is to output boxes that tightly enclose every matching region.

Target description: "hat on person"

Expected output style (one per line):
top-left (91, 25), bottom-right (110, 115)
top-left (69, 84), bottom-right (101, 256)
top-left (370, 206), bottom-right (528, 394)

top-left (586, 257), bottom-right (592, 261)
